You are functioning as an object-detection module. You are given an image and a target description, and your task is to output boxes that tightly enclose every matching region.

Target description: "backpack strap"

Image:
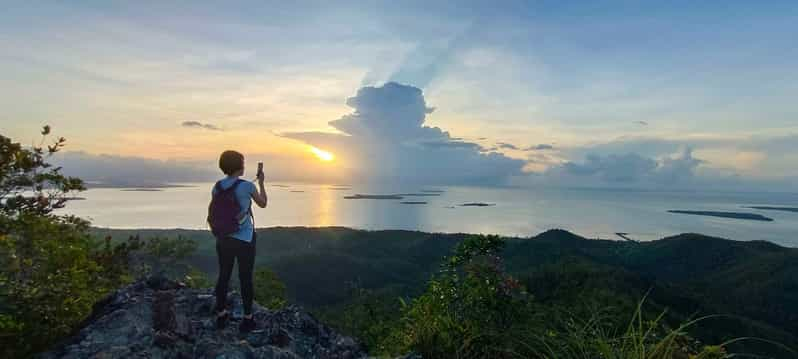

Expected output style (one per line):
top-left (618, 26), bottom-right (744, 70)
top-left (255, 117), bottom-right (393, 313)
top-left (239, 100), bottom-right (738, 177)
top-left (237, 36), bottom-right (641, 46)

top-left (213, 180), bottom-right (224, 196)
top-left (213, 179), bottom-right (243, 196)
top-left (230, 179), bottom-right (243, 191)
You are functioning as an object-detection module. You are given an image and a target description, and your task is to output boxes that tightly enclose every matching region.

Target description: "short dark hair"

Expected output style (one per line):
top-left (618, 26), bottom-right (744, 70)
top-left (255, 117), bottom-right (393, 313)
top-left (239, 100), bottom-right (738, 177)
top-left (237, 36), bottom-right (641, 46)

top-left (219, 150), bottom-right (244, 175)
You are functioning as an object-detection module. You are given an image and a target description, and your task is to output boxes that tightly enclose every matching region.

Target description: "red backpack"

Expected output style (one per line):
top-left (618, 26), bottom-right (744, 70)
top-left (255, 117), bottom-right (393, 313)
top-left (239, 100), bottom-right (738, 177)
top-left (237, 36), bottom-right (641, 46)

top-left (207, 180), bottom-right (249, 238)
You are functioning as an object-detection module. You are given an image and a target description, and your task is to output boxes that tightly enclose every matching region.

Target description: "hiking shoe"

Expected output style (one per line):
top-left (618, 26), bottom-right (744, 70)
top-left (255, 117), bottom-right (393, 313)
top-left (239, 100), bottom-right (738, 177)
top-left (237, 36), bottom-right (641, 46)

top-left (215, 311), bottom-right (229, 330)
top-left (239, 316), bottom-right (256, 333)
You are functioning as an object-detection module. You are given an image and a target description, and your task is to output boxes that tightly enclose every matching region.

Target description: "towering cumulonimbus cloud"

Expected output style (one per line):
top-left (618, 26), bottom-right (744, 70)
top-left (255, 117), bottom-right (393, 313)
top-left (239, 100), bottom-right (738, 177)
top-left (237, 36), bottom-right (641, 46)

top-left (282, 82), bottom-right (525, 185)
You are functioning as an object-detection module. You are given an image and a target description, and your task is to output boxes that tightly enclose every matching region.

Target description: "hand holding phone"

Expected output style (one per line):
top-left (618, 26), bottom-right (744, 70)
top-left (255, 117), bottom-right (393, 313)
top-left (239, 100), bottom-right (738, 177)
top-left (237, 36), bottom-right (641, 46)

top-left (256, 162), bottom-right (265, 183)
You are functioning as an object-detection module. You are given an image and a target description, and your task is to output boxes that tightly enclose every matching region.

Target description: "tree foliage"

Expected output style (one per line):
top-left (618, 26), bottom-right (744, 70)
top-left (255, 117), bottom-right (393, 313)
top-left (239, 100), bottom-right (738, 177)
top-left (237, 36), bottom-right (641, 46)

top-left (395, 234), bottom-right (535, 358)
top-left (0, 127), bottom-right (200, 358)
top-left (254, 267), bottom-right (287, 310)
top-left (0, 128), bottom-right (131, 357)
top-left (0, 125), bottom-right (84, 219)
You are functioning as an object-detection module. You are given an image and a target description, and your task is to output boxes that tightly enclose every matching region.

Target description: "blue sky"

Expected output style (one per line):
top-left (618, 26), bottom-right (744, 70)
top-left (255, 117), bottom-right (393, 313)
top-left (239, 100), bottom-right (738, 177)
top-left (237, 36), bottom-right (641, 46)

top-left (1, 1), bottom-right (797, 188)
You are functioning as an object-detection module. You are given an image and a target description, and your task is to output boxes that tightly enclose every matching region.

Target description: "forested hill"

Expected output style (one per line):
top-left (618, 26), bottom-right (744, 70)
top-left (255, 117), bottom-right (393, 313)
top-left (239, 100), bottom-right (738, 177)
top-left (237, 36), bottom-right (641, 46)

top-left (506, 229), bottom-right (798, 349)
top-left (94, 227), bottom-right (798, 349)
top-left (92, 227), bottom-right (798, 355)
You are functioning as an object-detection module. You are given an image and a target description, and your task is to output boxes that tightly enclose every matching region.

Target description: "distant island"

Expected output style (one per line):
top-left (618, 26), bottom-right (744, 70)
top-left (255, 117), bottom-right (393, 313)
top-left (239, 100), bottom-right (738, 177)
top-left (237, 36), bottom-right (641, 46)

top-left (745, 206), bottom-right (798, 213)
top-left (400, 201), bottom-right (427, 205)
top-left (668, 210), bottom-right (774, 221)
top-left (86, 182), bottom-right (193, 189)
top-left (396, 193), bottom-right (442, 197)
top-left (290, 190), bottom-right (305, 193)
top-left (344, 194), bottom-right (403, 200)
top-left (120, 188), bottom-right (164, 192)
top-left (421, 189), bottom-right (445, 193)
top-left (460, 202), bottom-right (495, 207)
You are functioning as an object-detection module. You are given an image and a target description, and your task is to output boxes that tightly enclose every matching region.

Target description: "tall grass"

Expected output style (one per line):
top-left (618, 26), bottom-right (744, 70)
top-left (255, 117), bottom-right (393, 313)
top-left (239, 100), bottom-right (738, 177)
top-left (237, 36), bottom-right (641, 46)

top-left (423, 297), bottom-right (794, 359)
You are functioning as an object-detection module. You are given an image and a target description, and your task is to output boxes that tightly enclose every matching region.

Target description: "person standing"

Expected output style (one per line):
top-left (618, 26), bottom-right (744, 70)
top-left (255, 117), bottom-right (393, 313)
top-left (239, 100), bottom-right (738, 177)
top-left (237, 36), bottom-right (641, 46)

top-left (207, 150), bottom-right (267, 332)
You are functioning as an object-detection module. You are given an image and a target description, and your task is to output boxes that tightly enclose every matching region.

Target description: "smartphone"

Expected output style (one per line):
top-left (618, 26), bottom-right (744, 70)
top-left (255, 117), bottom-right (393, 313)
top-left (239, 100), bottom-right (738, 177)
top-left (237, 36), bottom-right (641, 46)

top-left (257, 162), bottom-right (264, 179)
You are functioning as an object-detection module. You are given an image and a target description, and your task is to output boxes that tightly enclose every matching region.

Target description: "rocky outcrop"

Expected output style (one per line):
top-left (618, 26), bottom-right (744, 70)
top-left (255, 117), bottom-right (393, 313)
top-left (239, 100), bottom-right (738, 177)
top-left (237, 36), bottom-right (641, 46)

top-left (41, 277), bottom-right (367, 358)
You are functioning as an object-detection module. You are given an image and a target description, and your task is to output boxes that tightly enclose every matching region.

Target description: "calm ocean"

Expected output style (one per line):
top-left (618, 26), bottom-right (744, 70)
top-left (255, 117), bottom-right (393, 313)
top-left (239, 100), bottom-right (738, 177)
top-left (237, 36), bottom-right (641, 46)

top-left (60, 183), bottom-right (798, 247)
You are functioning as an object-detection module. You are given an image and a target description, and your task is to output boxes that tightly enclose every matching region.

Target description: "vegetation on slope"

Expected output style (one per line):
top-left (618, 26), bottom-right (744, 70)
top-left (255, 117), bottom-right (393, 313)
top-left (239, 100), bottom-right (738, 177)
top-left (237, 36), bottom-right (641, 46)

top-left (0, 128), bottom-right (211, 358)
top-left (94, 226), bottom-right (798, 358)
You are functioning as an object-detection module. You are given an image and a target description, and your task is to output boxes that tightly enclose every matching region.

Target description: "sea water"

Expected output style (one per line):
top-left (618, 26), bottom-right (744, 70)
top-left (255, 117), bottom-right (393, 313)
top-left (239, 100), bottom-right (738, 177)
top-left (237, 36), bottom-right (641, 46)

top-left (59, 183), bottom-right (798, 247)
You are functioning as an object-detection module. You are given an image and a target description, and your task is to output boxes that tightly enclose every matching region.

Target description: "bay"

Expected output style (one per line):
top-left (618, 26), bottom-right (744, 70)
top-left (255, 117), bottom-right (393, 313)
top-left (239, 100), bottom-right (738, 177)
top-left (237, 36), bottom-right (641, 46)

top-left (59, 182), bottom-right (798, 247)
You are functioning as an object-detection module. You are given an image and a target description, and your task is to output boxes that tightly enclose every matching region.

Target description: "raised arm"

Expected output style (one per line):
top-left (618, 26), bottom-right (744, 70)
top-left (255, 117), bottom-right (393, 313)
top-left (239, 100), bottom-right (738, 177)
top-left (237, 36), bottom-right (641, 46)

top-left (251, 174), bottom-right (268, 208)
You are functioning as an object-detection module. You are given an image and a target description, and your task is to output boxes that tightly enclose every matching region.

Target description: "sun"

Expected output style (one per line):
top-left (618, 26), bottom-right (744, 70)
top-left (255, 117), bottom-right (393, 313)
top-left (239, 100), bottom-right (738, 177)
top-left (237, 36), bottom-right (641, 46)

top-left (310, 146), bottom-right (335, 162)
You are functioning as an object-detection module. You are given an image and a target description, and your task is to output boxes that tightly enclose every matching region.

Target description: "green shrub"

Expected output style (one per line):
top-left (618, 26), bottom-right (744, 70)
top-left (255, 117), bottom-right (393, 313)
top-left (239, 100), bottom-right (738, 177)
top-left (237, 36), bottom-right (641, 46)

top-left (254, 267), bottom-right (287, 310)
top-left (384, 234), bottom-right (741, 359)
top-left (394, 234), bottom-right (537, 358)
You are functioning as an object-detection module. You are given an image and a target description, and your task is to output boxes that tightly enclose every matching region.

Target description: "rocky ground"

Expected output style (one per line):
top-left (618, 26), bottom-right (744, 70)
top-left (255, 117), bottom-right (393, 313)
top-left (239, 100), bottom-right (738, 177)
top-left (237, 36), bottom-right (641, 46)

top-left (41, 276), bottom-right (369, 358)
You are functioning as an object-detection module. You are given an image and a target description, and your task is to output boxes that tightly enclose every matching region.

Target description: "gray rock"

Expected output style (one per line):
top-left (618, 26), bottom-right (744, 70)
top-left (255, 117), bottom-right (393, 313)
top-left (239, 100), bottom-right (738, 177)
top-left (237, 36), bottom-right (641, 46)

top-left (40, 277), bottom-right (368, 359)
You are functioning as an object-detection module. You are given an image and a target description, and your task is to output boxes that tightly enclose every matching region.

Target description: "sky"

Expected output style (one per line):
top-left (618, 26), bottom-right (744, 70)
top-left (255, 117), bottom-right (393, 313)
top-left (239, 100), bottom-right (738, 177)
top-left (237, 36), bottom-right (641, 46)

top-left (1, 1), bottom-right (797, 189)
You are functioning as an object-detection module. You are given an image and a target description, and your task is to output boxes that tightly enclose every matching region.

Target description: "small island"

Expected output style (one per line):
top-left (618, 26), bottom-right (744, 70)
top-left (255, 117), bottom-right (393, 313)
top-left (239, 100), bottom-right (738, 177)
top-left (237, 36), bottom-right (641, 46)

top-left (290, 190), bottom-right (305, 193)
top-left (668, 210), bottom-right (774, 222)
top-left (120, 188), bottom-right (164, 192)
top-left (460, 202), bottom-right (495, 207)
top-left (396, 193), bottom-right (442, 197)
top-left (421, 189), bottom-right (445, 193)
top-left (744, 206), bottom-right (798, 213)
top-left (400, 201), bottom-right (428, 205)
top-left (344, 194), bottom-right (403, 200)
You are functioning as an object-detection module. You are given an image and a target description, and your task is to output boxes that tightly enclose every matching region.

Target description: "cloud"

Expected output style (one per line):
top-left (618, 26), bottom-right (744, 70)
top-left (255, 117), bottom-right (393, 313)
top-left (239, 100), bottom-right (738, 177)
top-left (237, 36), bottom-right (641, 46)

top-left (496, 142), bottom-right (519, 150)
top-left (52, 151), bottom-right (216, 187)
top-left (282, 82), bottom-right (525, 185)
top-left (524, 144), bottom-right (554, 151)
top-left (561, 153), bottom-right (657, 182)
top-left (421, 140), bottom-right (484, 151)
top-left (546, 148), bottom-right (702, 185)
top-left (181, 121), bottom-right (222, 131)
top-left (52, 150), bottom-right (348, 187)
top-left (655, 148), bottom-right (703, 183)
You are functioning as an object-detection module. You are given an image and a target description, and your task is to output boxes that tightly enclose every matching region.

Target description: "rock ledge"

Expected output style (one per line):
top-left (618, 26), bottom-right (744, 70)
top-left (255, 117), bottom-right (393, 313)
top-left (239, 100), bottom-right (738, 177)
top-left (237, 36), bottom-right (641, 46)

top-left (41, 277), bottom-right (368, 358)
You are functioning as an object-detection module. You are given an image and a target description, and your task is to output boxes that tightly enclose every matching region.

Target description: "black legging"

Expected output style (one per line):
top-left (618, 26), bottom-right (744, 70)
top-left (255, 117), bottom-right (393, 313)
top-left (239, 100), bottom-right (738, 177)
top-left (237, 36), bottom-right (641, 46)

top-left (214, 233), bottom-right (256, 315)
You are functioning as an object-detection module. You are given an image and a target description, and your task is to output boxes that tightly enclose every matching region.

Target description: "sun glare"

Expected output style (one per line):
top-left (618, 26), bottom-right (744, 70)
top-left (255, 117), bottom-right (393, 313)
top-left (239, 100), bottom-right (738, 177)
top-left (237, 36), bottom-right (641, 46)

top-left (310, 146), bottom-right (335, 162)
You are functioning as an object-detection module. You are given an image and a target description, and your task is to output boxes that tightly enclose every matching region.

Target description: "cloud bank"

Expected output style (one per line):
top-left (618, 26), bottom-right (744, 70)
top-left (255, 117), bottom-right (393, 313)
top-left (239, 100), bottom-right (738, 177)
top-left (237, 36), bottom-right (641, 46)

top-left (283, 82), bottom-right (525, 185)
top-left (543, 147), bottom-right (704, 187)
top-left (525, 144), bottom-right (554, 151)
top-left (52, 151), bottom-right (217, 187)
top-left (52, 150), bottom-right (346, 187)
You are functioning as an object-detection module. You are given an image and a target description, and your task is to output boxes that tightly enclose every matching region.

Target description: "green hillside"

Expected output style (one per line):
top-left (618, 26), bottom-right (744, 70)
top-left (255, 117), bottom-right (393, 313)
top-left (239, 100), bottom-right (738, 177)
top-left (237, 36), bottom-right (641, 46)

top-left (92, 227), bottom-right (798, 356)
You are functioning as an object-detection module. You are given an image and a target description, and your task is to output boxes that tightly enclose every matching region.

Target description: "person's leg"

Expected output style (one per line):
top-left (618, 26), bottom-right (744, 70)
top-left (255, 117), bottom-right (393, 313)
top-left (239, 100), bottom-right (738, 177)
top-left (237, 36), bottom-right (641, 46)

top-left (237, 236), bottom-right (256, 316)
top-left (214, 237), bottom-right (235, 314)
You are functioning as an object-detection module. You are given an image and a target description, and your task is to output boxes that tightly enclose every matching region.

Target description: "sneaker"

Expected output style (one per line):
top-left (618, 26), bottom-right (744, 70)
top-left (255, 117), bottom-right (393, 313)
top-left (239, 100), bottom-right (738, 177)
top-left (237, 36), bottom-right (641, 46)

top-left (215, 311), bottom-right (229, 330)
top-left (239, 316), bottom-right (256, 333)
